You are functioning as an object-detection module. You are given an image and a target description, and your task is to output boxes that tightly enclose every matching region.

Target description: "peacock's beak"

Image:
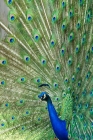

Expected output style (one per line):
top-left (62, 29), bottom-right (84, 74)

top-left (38, 93), bottom-right (43, 100)
top-left (38, 94), bottom-right (41, 99)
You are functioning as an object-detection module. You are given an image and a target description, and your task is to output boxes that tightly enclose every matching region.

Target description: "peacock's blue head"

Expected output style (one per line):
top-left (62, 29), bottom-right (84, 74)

top-left (38, 92), bottom-right (50, 101)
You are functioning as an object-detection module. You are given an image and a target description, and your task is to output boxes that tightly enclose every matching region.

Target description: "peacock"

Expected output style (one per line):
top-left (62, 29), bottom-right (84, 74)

top-left (0, 0), bottom-right (93, 139)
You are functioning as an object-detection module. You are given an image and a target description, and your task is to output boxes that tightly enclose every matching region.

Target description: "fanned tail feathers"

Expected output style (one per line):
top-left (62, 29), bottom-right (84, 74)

top-left (0, 0), bottom-right (93, 139)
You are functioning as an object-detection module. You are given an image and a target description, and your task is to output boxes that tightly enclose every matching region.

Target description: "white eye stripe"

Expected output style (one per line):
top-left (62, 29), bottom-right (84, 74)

top-left (43, 94), bottom-right (46, 99)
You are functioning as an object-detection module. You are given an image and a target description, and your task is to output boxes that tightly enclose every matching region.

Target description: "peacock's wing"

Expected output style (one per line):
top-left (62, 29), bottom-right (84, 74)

top-left (0, 0), bottom-right (93, 140)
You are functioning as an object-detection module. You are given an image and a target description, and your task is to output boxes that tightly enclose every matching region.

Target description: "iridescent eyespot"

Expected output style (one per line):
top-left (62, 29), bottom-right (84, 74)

top-left (78, 104), bottom-right (81, 108)
top-left (53, 82), bottom-right (58, 88)
top-left (20, 100), bottom-right (23, 103)
top-left (76, 47), bottom-right (79, 52)
top-left (56, 67), bottom-right (59, 70)
top-left (70, 12), bottom-right (72, 16)
top-left (50, 36), bottom-right (56, 48)
top-left (64, 78), bottom-right (68, 84)
top-left (76, 65), bottom-right (80, 72)
top-left (78, 81), bottom-right (81, 87)
top-left (21, 126), bottom-right (25, 130)
top-left (24, 56), bottom-right (30, 62)
top-left (1, 123), bottom-right (5, 127)
top-left (68, 32), bottom-right (74, 42)
top-left (2, 60), bottom-right (7, 65)
top-left (67, 86), bottom-right (71, 92)
top-left (41, 58), bottom-right (46, 65)
top-left (72, 77), bottom-right (75, 82)
top-left (8, 9), bottom-right (17, 22)
top-left (79, 114), bottom-right (83, 119)
top-left (91, 46), bottom-right (93, 53)
top-left (85, 52), bottom-right (90, 62)
top-left (38, 118), bottom-right (41, 121)
top-left (62, 92), bottom-right (66, 98)
top-left (35, 35), bottom-right (38, 40)
top-left (62, 2), bottom-right (65, 6)
top-left (8, 0), bottom-right (13, 4)
top-left (61, 49), bottom-right (64, 53)
top-left (62, 1), bottom-right (66, 8)
top-left (37, 79), bottom-right (40, 83)
top-left (79, 0), bottom-right (84, 6)
top-left (5, 103), bottom-right (9, 107)
top-left (51, 41), bottom-right (55, 46)
top-left (1, 81), bottom-right (5, 85)
top-left (69, 10), bottom-right (74, 18)
top-left (26, 111), bottom-right (29, 114)
top-left (10, 38), bottom-right (14, 43)
top-left (77, 23), bottom-right (80, 26)
top-left (85, 103), bottom-right (88, 108)
top-left (90, 90), bottom-right (93, 96)
top-left (26, 57), bottom-right (30, 61)
top-left (62, 24), bottom-right (65, 28)
top-left (21, 77), bottom-right (25, 82)
top-left (90, 108), bottom-right (93, 113)
top-left (54, 84), bottom-right (57, 87)
top-left (82, 89), bottom-right (86, 96)
top-left (11, 116), bottom-right (15, 120)
top-left (35, 78), bottom-right (41, 84)
top-left (11, 16), bottom-right (15, 21)
top-left (70, 35), bottom-right (72, 39)
top-left (24, 110), bottom-right (31, 116)
top-left (28, 16), bottom-right (32, 21)
top-left (52, 17), bottom-right (56, 21)
top-left (2, 61), bottom-right (5, 64)
top-left (60, 46), bottom-right (65, 56)
top-left (68, 58), bottom-right (72, 66)
top-left (42, 60), bottom-right (45, 64)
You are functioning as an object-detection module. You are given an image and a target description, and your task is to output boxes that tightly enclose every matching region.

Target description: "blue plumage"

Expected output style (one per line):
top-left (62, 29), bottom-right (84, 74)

top-left (38, 92), bottom-right (68, 140)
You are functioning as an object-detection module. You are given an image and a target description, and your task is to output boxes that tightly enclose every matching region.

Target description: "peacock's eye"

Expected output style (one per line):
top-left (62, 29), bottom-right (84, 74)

top-left (20, 100), bottom-right (23, 103)
top-left (62, 2), bottom-right (65, 6)
top-left (5, 103), bottom-right (9, 107)
top-left (11, 116), bottom-right (15, 120)
top-left (26, 57), bottom-right (29, 61)
top-left (22, 127), bottom-right (24, 130)
top-left (62, 25), bottom-right (65, 29)
top-left (38, 118), bottom-right (40, 121)
top-left (11, 16), bottom-right (15, 21)
top-left (1, 123), bottom-right (5, 126)
top-left (2, 60), bottom-right (7, 65)
top-left (52, 17), bottom-right (56, 21)
top-left (28, 16), bottom-right (32, 21)
top-left (51, 41), bottom-right (54, 45)
top-left (35, 35), bottom-right (38, 40)
top-left (37, 79), bottom-right (40, 83)
top-left (62, 92), bottom-right (66, 98)
top-left (1, 81), bottom-right (5, 85)
top-left (8, 0), bottom-right (12, 4)
top-left (62, 1), bottom-right (66, 8)
top-left (21, 126), bottom-right (25, 130)
top-left (21, 78), bottom-right (25, 81)
top-left (10, 38), bottom-right (14, 43)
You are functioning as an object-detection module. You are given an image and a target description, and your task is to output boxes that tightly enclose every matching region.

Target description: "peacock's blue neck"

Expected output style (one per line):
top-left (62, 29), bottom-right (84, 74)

top-left (47, 97), bottom-right (68, 140)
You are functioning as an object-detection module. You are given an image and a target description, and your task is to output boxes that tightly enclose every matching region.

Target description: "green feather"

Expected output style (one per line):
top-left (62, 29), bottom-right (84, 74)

top-left (0, 0), bottom-right (93, 140)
